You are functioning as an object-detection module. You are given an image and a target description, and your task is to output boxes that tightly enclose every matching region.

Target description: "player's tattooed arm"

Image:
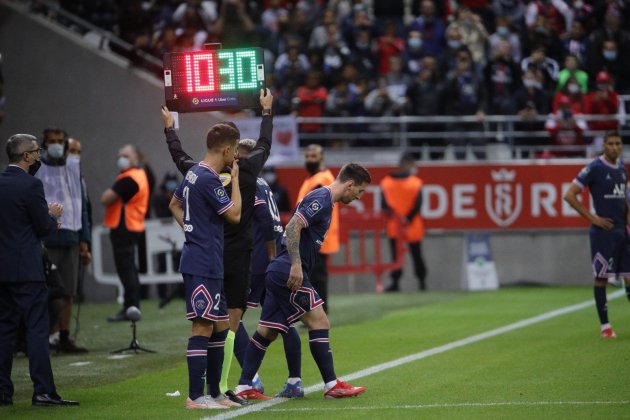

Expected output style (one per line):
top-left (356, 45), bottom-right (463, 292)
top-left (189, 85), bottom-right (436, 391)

top-left (285, 215), bottom-right (305, 291)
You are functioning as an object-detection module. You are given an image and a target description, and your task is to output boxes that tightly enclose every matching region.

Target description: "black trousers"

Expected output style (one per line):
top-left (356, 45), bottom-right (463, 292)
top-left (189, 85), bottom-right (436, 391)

top-left (310, 252), bottom-right (329, 313)
top-left (389, 239), bottom-right (427, 290)
top-left (0, 282), bottom-right (56, 397)
top-left (110, 230), bottom-right (142, 310)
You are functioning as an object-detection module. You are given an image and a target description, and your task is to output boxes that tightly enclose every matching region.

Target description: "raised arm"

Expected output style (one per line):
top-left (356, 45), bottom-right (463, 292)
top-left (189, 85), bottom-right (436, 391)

top-left (161, 106), bottom-right (198, 175)
top-left (242, 89), bottom-right (274, 176)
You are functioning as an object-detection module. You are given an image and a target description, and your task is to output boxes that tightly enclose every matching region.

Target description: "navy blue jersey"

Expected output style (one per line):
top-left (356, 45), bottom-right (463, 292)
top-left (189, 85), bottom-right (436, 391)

top-left (251, 177), bottom-right (283, 275)
top-left (268, 186), bottom-right (333, 275)
top-left (574, 156), bottom-right (628, 229)
top-left (173, 162), bottom-right (233, 277)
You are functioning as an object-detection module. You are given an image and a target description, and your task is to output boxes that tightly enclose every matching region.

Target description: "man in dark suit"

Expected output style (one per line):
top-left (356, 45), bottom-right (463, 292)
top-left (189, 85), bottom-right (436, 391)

top-left (0, 133), bottom-right (79, 407)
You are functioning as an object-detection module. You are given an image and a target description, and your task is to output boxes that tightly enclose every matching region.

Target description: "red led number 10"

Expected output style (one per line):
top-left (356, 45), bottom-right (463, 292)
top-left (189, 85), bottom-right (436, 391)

top-left (184, 50), bottom-right (257, 93)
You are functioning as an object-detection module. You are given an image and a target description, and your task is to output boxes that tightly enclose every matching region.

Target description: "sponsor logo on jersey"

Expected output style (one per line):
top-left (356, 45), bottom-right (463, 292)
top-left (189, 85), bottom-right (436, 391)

top-left (214, 186), bottom-right (229, 203)
top-left (305, 200), bottom-right (322, 217)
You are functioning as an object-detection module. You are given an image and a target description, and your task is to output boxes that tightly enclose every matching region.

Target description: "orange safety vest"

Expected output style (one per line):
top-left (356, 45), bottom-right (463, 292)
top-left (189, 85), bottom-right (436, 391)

top-left (380, 174), bottom-right (425, 243)
top-left (104, 168), bottom-right (149, 232)
top-left (296, 169), bottom-right (339, 254)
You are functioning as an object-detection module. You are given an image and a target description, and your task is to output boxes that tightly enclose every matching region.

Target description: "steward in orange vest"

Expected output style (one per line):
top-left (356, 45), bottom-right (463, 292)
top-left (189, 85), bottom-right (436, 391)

top-left (101, 145), bottom-right (150, 321)
top-left (379, 153), bottom-right (427, 291)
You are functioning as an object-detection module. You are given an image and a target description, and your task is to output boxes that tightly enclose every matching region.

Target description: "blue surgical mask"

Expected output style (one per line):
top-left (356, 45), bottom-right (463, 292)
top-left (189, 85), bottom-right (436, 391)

top-left (603, 51), bottom-right (617, 61)
top-left (47, 143), bottom-right (64, 159)
top-left (408, 38), bottom-right (423, 50)
top-left (165, 180), bottom-right (178, 192)
top-left (117, 156), bottom-right (131, 170)
top-left (448, 40), bottom-right (462, 49)
top-left (497, 26), bottom-right (510, 37)
top-left (66, 154), bottom-right (80, 163)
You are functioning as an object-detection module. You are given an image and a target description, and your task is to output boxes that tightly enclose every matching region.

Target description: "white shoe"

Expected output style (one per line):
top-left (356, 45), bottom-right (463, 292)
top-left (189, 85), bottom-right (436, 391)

top-left (213, 393), bottom-right (242, 407)
top-left (185, 396), bottom-right (227, 409)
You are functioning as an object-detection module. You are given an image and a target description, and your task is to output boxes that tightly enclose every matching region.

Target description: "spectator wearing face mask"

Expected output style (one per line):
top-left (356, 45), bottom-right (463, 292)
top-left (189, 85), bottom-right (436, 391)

top-left (152, 171), bottom-right (180, 218)
top-left (513, 69), bottom-right (551, 156)
top-left (100, 144), bottom-right (149, 322)
top-left (487, 15), bottom-right (522, 63)
top-left (65, 137), bottom-right (92, 304)
top-left (586, 38), bottom-right (630, 94)
top-left (406, 0), bottom-right (446, 58)
top-left (584, 71), bottom-right (625, 154)
top-left (553, 75), bottom-right (585, 115)
top-left (556, 53), bottom-right (588, 93)
top-left (36, 128), bottom-right (91, 353)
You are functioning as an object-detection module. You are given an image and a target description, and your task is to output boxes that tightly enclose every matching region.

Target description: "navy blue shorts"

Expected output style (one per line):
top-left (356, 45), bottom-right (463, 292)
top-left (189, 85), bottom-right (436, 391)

top-left (246, 273), bottom-right (266, 309)
top-left (183, 274), bottom-right (229, 322)
top-left (589, 227), bottom-right (630, 278)
top-left (258, 270), bottom-right (324, 333)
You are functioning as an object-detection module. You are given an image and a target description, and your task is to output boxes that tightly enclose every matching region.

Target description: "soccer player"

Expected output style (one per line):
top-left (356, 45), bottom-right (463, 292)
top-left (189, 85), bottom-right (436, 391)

top-left (234, 163), bottom-right (371, 400)
top-left (236, 139), bottom-right (303, 398)
top-left (168, 122), bottom-right (242, 409)
top-left (564, 131), bottom-right (630, 339)
top-left (162, 89), bottom-right (273, 403)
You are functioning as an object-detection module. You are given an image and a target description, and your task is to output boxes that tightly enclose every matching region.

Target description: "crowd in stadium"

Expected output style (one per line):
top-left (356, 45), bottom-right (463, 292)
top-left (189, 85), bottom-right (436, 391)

top-left (42, 0), bottom-right (630, 156)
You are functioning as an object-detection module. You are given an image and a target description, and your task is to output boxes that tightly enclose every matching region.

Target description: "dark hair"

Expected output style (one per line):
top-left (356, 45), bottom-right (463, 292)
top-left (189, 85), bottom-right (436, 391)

top-left (6, 133), bottom-right (37, 163)
top-left (399, 152), bottom-right (415, 165)
top-left (338, 163), bottom-right (371, 185)
top-left (206, 123), bottom-right (240, 150)
top-left (604, 131), bottom-right (622, 142)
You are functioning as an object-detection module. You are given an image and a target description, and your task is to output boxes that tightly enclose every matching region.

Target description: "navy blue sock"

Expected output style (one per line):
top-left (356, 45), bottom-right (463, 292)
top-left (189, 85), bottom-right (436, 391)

top-left (238, 331), bottom-right (271, 386)
top-left (187, 335), bottom-right (209, 400)
top-left (308, 329), bottom-right (336, 383)
top-left (207, 329), bottom-right (228, 398)
top-left (234, 321), bottom-right (250, 367)
top-left (282, 326), bottom-right (302, 378)
top-left (594, 286), bottom-right (609, 324)
top-left (625, 285), bottom-right (630, 302)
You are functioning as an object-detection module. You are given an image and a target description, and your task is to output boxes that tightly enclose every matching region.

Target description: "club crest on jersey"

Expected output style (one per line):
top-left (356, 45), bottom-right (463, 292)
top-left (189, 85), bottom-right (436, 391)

top-left (214, 186), bottom-right (229, 203)
top-left (485, 168), bottom-right (523, 227)
top-left (195, 299), bottom-right (207, 310)
top-left (305, 200), bottom-right (322, 217)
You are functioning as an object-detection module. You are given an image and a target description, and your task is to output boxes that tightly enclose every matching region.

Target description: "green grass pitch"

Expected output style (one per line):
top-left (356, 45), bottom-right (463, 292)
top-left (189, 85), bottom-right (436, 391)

top-left (3, 286), bottom-right (630, 419)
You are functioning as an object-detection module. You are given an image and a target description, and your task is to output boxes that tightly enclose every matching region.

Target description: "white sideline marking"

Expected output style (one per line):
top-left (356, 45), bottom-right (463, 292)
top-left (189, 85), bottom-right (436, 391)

top-left (68, 361), bottom-right (92, 367)
top-left (262, 400), bottom-right (630, 412)
top-left (205, 290), bottom-right (626, 420)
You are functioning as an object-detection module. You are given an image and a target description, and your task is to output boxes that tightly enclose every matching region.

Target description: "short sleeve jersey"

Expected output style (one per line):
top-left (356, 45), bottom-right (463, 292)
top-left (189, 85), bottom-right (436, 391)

top-left (251, 177), bottom-right (283, 275)
top-left (173, 162), bottom-right (234, 277)
top-left (268, 186), bottom-right (333, 275)
top-left (574, 156), bottom-right (628, 229)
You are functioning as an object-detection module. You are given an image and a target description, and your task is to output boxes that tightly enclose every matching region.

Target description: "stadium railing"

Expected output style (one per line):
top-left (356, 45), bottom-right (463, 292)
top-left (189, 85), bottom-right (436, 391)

top-left (329, 210), bottom-right (407, 293)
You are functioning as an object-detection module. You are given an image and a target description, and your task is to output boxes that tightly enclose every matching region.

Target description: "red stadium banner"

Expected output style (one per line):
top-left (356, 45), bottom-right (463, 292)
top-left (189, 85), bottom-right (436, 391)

top-left (276, 161), bottom-right (597, 231)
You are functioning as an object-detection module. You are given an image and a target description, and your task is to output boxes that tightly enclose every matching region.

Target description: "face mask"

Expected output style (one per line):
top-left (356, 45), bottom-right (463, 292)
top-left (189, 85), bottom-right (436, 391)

top-left (47, 143), bottom-right (64, 159)
top-left (66, 154), bottom-right (80, 163)
top-left (305, 161), bottom-right (320, 175)
top-left (574, 0), bottom-right (583, 9)
top-left (165, 180), bottom-right (178, 192)
top-left (523, 79), bottom-right (539, 89)
top-left (117, 156), bottom-right (131, 171)
top-left (603, 51), bottom-right (617, 61)
top-left (567, 83), bottom-right (580, 94)
top-left (408, 38), bottom-right (422, 50)
top-left (28, 159), bottom-right (42, 176)
top-left (448, 40), bottom-right (462, 49)
top-left (497, 26), bottom-right (510, 37)
top-left (262, 172), bottom-right (277, 184)
top-left (356, 42), bottom-right (369, 49)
